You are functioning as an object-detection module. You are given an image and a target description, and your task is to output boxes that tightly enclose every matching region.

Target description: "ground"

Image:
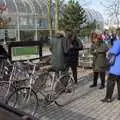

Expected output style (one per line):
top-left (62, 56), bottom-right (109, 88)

top-left (36, 68), bottom-right (120, 120)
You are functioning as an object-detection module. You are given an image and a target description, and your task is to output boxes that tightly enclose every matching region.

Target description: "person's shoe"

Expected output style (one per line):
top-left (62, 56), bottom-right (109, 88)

top-left (89, 84), bottom-right (97, 88)
top-left (101, 98), bottom-right (112, 103)
top-left (99, 85), bottom-right (105, 89)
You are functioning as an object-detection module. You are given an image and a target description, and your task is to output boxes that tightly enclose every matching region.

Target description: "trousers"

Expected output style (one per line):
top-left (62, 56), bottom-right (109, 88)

top-left (105, 74), bottom-right (120, 99)
top-left (93, 72), bottom-right (105, 86)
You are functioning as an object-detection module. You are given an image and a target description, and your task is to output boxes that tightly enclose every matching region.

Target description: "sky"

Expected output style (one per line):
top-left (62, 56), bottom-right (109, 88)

top-left (87, 0), bottom-right (104, 14)
top-left (65, 0), bottom-right (108, 20)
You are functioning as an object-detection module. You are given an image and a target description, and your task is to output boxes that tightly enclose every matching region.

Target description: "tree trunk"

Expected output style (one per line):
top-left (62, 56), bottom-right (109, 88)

top-left (47, 0), bottom-right (52, 38)
top-left (55, 0), bottom-right (59, 33)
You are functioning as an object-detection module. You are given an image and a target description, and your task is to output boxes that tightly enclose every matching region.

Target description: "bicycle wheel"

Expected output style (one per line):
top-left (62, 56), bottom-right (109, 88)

top-left (5, 87), bottom-right (38, 116)
top-left (55, 75), bottom-right (75, 106)
top-left (0, 81), bottom-right (15, 102)
top-left (33, 72), bottom-right (52, 93)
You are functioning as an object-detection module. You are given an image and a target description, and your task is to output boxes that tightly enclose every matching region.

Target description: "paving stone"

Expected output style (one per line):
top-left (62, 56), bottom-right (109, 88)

top-left (26, 68), bottom-right (120, 120)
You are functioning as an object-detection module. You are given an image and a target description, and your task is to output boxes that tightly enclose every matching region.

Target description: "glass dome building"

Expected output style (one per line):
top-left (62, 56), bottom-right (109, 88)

top-left (0, 0), bottom-right (104, 41)
top-left (0, 0), bottom-right (48, 41)
top-left (83, 8), bottom-right (104, 30)
top-left (0, 0), bottom-right (48, 27)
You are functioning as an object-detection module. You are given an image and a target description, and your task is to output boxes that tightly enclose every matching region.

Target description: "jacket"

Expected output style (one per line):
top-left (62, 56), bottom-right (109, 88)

top-left (50, 35), bottom-right (66, 71)
top-left (65, 38), bottom-right (83, 64)
top-left (90, 41), bottom-right (108, 72)
top-left (109, 39), bottom-right (120, 75)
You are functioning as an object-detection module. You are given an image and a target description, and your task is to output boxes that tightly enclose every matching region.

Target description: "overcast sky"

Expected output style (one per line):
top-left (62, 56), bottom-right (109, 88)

top-left (65, 0), bottom-right (108, 20)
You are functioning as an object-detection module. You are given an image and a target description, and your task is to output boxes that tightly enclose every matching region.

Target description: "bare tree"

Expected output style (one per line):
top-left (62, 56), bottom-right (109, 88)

top-left (101, 0), bottom-right (120, 27)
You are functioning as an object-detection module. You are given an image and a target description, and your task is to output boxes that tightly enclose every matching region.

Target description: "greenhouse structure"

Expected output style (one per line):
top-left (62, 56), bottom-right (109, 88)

top-left (0, 0), bottom-right (104, 42)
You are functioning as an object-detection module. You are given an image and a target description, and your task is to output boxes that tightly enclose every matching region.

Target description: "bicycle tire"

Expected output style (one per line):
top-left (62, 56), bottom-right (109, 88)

top-left (5, 87), bottom-right (38, 116)
top-left (55, 75), bottom-right (75, 106)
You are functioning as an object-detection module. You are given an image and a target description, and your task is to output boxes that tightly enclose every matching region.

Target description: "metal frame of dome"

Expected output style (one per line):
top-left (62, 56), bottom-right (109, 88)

top-left (0, 0), bottom-right (48, 41)
top-left (0, 1), bottom-right (104, 41)
top-left (1, 0), bottom-right (48, 14)
top-left (84, 8), bottom-right (104, 30)
top-left (84, 8), bottom-right (104, 23)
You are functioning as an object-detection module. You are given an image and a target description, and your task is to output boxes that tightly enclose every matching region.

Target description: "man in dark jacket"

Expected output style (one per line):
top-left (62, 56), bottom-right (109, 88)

top-left (65, 31), bottom-right (83, 84)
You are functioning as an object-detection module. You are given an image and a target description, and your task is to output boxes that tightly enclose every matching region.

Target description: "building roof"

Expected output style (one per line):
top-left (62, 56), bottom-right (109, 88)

top-left (0, 0), bottom-right (48, 16)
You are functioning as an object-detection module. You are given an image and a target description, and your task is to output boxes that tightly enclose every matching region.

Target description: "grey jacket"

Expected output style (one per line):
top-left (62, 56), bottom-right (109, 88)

top-left (50, 35), bottom-right (67, 71)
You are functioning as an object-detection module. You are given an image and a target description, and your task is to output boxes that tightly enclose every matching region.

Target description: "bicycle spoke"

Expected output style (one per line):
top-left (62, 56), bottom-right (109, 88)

top-left (55, 76), bottom-right (75, 106)
top-left (6, 87), bottom-right (38, 116)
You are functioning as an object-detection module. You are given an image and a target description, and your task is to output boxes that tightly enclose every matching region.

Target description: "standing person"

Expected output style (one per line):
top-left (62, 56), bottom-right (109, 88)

top-left (65, 31), bottom-right (83, 84)
top-left (50, 31), bottom-right (66, 71)
top-left (102, 30), bottom-right (111, 46)
top-left (110, 31), bottom-right (116, 46)
top-left (101, 28), bottom-right (120, 102)
top-left (89, 33), bottom-right (108, 89)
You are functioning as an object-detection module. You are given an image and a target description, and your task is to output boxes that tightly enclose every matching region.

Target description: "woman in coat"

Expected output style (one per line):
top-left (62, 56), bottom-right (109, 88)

top-left (89, 33), bottom-right (108, 89)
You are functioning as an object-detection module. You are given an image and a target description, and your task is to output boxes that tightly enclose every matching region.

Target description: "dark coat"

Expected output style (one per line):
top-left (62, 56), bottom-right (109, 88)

top-left (65, 38), bottom-right (83, 64)
top-left (90, 41), bottom-right (108, 72)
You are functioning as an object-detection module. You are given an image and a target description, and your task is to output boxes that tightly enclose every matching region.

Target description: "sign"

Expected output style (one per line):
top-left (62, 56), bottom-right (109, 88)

top-left (8, 41), bottom-right (42, 61)
top-left (11, 46), bottom-right (39, 61)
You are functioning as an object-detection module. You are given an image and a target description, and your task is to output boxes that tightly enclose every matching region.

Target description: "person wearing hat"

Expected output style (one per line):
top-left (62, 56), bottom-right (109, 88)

top-left (89, 33), bottom-right (108, 89)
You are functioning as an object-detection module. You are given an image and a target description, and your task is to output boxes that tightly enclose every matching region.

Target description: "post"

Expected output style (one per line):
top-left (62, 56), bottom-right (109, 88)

top-left (55, 0), bottom-right (59, 33)
top-left (47, 0), bottom-right (52, 39)
top-left (17, 14), bottom-right (20, 41)
top-left (34, 14), bottom-right (38, 41)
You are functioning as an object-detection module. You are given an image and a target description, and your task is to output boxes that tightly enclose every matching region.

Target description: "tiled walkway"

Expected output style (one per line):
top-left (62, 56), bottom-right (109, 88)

top-left (36, 69), bottom-right (120, 120)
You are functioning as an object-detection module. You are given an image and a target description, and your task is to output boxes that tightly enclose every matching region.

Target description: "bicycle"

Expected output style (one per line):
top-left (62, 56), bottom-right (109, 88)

top-left (5, 60), bottom-right (52, 116)
top-left (37, 67), bottom-right (75, 108)
top-left (5, 61), bottom-right (75, 115)
top-left (0, 60), bottom-right (31, 102)
top-left (0, 55), bottom-right (11, 80)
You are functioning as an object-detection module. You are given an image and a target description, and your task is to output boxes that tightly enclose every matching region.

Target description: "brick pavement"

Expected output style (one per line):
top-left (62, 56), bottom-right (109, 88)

top-left (36, 68), bottom-right (120, 120)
